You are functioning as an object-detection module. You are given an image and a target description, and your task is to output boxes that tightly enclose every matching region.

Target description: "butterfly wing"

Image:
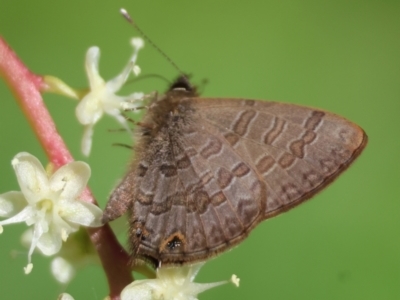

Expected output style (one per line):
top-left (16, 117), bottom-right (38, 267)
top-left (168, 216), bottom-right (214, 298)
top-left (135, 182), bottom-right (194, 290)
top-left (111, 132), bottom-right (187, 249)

top-left (105, 97), bottom-right (367, 266)
top-left (193, 98), bottom-right (367, 219)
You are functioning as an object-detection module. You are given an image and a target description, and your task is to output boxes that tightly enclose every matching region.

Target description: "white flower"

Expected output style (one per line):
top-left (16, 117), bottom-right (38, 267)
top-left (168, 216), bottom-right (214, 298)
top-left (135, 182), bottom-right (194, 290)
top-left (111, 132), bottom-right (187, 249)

top-left (58, 293), bottom-right (75, 300)
top-left (0, 152), bottom-right (103, 274)
top-left (76, 37), bottom-right (145, 156)
top-left (121, 262), bottom-right (239, 300)
top-left (51, 256), bottom-right (75, 284)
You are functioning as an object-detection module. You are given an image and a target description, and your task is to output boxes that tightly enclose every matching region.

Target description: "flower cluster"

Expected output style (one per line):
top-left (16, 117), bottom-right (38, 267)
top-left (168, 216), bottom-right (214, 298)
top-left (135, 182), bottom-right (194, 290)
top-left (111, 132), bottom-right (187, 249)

top-left (0, 152), bottom-right (102, 274)
top-left (45, 37), bottom-right (146, 156)
top-left (57, 263), bottom-right (239, 300)
top-left (121, 262), bottom-right (239, 300)
top-left (75, 37), bottom-right (145, 156)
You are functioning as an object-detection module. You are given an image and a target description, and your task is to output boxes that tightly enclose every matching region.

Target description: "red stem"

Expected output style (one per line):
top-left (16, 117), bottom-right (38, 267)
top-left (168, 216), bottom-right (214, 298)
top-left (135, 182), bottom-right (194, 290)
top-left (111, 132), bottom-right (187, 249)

top-left (0, 36), bottom-right (132, 299)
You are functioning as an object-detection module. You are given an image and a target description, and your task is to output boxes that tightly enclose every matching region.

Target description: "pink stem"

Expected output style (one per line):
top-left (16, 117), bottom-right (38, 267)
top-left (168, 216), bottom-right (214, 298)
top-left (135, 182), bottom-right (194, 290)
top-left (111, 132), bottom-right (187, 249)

top-left (0, 36), bottom-right (132, 299)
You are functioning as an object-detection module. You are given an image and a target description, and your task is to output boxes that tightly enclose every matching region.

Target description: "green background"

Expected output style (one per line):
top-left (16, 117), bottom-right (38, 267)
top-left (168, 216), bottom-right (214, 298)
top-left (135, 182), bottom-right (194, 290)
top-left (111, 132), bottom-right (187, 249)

top-left (0, 0), bottom-right (399, 299)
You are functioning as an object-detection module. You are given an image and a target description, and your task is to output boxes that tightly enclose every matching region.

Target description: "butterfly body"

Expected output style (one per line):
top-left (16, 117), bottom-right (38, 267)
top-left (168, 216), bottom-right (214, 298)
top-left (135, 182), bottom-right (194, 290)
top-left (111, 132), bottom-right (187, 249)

top-left (103, 77), bottom-right (367, 267)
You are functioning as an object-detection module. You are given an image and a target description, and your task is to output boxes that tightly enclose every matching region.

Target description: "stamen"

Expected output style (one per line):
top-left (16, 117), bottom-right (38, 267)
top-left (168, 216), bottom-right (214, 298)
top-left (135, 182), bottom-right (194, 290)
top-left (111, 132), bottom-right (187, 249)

top-left (133, 65), bottom-right (141, 76)
top-left (61, 228), bottom-right (69, 242)
top-left (11, 157), bottom-right (20, 167)
top-left (24, 263), bottom-right (33, 274)
top-left (231, 274), bottom-right (240, 287)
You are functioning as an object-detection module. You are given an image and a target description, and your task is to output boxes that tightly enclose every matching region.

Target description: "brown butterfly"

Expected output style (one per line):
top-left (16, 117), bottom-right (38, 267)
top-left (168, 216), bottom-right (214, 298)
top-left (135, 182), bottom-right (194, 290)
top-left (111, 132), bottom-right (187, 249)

top-left (102, 76), bottom-right (367, 267)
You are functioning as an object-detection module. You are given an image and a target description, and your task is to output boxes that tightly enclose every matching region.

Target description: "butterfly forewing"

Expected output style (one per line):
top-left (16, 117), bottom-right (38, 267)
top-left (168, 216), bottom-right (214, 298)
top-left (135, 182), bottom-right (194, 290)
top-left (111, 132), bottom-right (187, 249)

top-left (193, 98), bottom-right (367, 219)
top-left (103, 89), bottom-right (367, 267)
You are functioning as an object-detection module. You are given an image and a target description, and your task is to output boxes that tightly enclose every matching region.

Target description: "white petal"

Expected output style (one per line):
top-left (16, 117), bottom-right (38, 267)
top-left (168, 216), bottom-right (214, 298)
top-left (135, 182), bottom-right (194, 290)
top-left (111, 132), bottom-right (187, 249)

top-left (121, 279), bottom-right (157, 300)
top-left (157, 266), bottom-right (184, 284)
top-left (107, 37), bottom-right (144, 92)
top-left (12, 152), bottom-right (49, 204)
top-left (0, 191), bottom-right (27, 217)
top-left (185, 281), bottom-right (228, 297)
top-left (51, 257), bottom-right (75, 284)
top-left (21, 228), bottom-right (33, 248)
top-left (81, 125), bottom-right (94, 157)
top-left (49, 161), bottom-right (90, 200)
top-left (36, 227), bottom-right (62, 256)
top-left (186, 262), bottom-right (205, 282)
top-left (0, 206), bottom-right (35, 227)
top-left (59, 199), bottom-right (103, 227)
top-left (106, 62), bottom-right (133, 92)
top-left (85, 47), bottom-right (104, 89)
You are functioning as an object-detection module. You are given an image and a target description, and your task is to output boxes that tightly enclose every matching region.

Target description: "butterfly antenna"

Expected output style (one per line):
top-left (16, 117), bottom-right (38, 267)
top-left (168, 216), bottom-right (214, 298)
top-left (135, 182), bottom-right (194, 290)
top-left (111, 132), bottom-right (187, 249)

top-left (120, 8), bottom-right (188, 80)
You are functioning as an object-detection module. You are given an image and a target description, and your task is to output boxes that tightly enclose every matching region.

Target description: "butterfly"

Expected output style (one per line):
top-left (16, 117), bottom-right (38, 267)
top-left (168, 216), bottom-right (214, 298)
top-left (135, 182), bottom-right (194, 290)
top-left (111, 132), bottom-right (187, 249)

top-left (102, 76), bottom-right (367, 267)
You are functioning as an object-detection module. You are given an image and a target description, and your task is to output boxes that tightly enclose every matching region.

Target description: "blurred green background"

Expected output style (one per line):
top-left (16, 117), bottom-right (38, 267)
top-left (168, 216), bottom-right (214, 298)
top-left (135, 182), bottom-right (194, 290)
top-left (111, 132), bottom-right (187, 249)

top-left (0, 0), bottom-right (399, 299)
